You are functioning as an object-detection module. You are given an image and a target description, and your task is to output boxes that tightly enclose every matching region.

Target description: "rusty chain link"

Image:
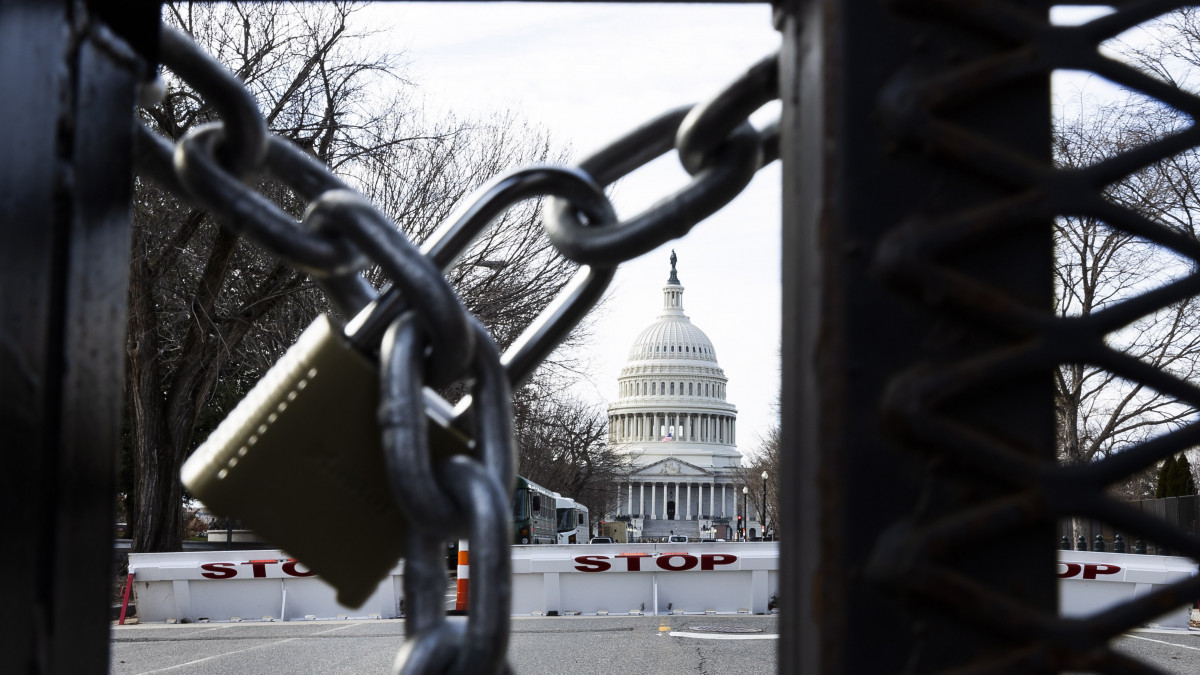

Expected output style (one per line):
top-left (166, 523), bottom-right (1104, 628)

top-left (138, 24), bottom-right (779, 674)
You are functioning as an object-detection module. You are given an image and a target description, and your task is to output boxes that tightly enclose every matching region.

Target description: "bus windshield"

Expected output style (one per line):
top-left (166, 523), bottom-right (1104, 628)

top-left (556, 508), bottom-right (575, 533)
top-left (512, 489), bottom-right (529, 519)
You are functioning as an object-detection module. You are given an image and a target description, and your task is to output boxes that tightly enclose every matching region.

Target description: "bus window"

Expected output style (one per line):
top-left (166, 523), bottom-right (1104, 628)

top-left (512, 489), bottom-right (529, 519)
top-left (532, 495), bottom-right (542, 513)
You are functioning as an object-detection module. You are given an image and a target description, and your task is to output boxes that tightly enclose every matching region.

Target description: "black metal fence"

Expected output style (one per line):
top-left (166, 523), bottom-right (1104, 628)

top-left (1062, 496), bottom-right (1200, 557)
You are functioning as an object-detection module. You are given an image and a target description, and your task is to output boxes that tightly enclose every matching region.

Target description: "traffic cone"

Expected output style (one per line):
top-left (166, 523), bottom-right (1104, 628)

top-left (452, 540), bottom-right (468, 613)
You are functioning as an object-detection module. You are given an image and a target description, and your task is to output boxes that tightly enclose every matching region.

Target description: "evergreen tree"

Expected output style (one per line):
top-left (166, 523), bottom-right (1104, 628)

top-left (1174, 454), bottom-right (1197, 496)
top-left (1154, 455), bottom-right (1198, 498)
top-left (1155, 456), bottom-right (1178, 498)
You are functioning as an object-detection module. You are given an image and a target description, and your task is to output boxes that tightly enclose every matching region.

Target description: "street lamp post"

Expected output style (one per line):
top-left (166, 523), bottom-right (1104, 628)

top-left (761, 470), bottom-right (769, 540)
top-left (742, 486), bottom-right (749, 541)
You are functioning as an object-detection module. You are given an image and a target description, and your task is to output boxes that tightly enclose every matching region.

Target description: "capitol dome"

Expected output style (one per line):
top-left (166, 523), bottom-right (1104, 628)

top-left (608, 252), bottom-right (744, 541)
top-left (610, 253), bottom-right (736, 413)
top-left (626, 315), bottom-right (718, 364)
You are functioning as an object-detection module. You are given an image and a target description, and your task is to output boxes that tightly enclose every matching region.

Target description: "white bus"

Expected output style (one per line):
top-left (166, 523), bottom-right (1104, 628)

top-left (555, 497), bottom-right (590, 544)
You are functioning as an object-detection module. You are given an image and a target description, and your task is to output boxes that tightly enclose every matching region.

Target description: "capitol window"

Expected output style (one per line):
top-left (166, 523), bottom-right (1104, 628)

top-left (689, 382), bottom-right (693, 395)
top-left (670, 382), bottom-right (675, 395)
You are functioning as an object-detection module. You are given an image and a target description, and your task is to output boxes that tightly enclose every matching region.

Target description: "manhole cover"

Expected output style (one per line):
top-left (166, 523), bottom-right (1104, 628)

top-left (686, 625), bottom-right (763, 634)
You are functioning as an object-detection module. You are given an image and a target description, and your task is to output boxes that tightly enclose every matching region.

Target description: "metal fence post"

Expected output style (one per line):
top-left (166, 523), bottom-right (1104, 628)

top-left (778, 0), bottom-right (1056, 671)
top-left (0, 3), bottom-right (142, 672)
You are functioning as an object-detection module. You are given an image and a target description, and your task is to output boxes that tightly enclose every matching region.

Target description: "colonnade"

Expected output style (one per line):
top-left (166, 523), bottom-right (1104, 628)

top-left (609, 412), bottom-right (736, 444)
top-left (617, 480), bottom-right (737, 520)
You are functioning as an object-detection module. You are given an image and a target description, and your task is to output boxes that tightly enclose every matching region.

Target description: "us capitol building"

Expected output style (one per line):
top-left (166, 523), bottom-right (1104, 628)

top-left (607, 252), bottom-right (753, 541)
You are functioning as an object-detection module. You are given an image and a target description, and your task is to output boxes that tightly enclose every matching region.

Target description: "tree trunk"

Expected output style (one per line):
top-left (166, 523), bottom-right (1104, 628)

top-left (127, 223), bottom-right (307, 551)
top-left (127, 236), bottom-right (182, 552)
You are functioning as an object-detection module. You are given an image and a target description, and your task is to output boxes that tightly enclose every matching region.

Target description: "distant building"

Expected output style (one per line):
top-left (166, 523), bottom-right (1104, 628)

top-left (608, 252), bottom-right (755, 540)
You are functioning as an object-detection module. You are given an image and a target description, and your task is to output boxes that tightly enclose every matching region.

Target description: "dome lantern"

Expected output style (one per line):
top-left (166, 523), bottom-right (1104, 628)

top-left (663, 249), bottom-right (684, 315)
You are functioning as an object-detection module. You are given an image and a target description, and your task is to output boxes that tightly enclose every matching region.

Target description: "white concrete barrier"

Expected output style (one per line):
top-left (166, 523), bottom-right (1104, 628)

top-left (511, 542), bottom-right (779, 616)
top-left (129, 550), bottom-right (402, 622)
top-left (1058, 550), bottom-right (1198, 629)
top-left (129, 543), bottom-right (780, 622)
top-left (131, 546), bottom-right (1195, 625)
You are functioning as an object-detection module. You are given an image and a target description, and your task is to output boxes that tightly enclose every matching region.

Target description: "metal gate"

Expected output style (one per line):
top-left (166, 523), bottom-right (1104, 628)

top-left (4, 1), bottom-right (1199, 673)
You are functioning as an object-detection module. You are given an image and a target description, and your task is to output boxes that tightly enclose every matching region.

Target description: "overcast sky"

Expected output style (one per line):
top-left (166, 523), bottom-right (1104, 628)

top-left (356, 3), bottom-right (785, 451)
top-left (347, 3), bottom-right (1146, 457)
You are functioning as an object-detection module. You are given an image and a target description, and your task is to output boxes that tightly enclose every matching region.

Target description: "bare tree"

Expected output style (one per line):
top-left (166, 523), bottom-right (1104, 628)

top-left (125, 2), bottom-right (583, 552)
top-left (1054, 9), bottom-right (1200, 502)
top-left (513, 388), bottom-right (628, 524)
top-left (732, 421), bottom-right (780, 538)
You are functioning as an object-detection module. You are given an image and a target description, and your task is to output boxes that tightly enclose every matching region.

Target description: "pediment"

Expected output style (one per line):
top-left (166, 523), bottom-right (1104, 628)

top-left (631, 458), bottom-right (711, 478)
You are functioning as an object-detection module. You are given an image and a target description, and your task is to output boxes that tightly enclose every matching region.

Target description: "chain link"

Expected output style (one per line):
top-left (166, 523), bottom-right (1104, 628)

top-left (676, 51), bottom-right (779, 175)
top-left (138, 24), bottom-right (780, 674)
top-left (159, 26), bottom-right (267, 178)
top-left (344, 165), bottom-right (616, 356)
top-left (544, 51), bottom-right (780, 267)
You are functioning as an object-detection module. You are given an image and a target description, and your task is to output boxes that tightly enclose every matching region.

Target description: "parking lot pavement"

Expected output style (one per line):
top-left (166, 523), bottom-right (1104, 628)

top-left (112, 615), bottom-right (1200, 674)
top-left (110, 614), bottom-right (779, 675)
top-left (1109, 628), bottom-right (1200, 674)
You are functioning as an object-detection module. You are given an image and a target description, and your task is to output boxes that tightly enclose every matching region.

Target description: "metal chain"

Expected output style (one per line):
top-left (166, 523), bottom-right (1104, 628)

top-left (543, 51), bottom-right (779, 267)
top-left (137, 24), bottom-right (780, 675)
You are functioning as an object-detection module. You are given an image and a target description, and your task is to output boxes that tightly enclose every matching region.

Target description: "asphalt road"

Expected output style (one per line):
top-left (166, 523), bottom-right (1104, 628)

top-left (112, 617), bottom-right (1200, 674)
top-left (1109, 629), bottom-right (1200, 674)
top-left (110, 615), bottom-right (780, 675)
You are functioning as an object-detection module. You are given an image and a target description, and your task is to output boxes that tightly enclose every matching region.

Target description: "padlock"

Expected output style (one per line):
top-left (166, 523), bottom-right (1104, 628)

top-left (181, 310), bottom-right (468, 609)
top-left (182, 166), bottom-right (618, 608)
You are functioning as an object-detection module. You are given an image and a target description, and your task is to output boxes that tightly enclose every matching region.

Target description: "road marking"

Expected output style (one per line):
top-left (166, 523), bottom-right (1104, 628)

top-left (312, 624), bottom-right (358, 636)
top-left (134, 624), bottom-right (356, 674)
top-left (669, 631), bottom-right (779, 640)
top-left (176, 625), bottom-right (230, 636)
top-left (1125, 634), bottom-right (1200, 652)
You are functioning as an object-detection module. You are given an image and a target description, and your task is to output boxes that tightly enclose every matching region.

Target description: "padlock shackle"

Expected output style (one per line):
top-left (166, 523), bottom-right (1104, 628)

top-left (344, 166), bottom-right (616, 353)
top-left (499, 264), bottom-right (615, 389)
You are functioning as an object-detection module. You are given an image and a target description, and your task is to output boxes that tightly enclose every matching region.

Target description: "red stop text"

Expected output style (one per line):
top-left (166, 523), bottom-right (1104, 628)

top-left (199, 559), bottom-right (315, 580)
top-left (1057, 562), bottom-right (1122, 580)
top-left (574, 553), bottom-right (738, 573)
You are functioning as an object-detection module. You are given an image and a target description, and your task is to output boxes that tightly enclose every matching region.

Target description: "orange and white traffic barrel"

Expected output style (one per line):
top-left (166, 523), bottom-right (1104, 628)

top-left (453, 539), bottom-right (469, 613)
